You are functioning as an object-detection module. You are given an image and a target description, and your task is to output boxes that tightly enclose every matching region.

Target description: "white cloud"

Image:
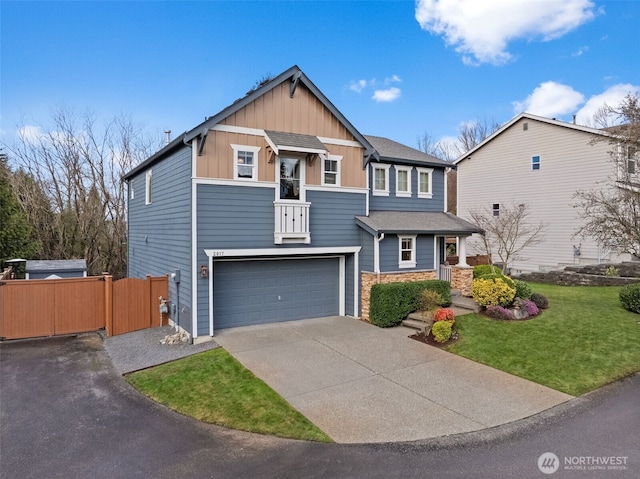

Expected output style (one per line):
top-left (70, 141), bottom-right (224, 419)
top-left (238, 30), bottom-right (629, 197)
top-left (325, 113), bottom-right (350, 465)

top-left (513, 81), bottom-right (584, 117)
top-left (350, 79), bottom-right (367, 93)
top-left (372, 87), bottom-right (402, 103)
top-left (17, 125), bottom-right (46, 144)
top-left (415, 0), bottom-right (596, 65)
top-left (571, 46), bottom-right (589, 57)
top-left (575, 83), bottom-right (640, 125)
top-left (385, 75), bottom-right (402, 84)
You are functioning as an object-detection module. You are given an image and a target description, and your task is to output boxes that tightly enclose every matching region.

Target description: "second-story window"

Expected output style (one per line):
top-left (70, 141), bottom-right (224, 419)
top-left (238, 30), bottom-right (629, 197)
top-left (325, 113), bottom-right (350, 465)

top-left (417, 167), bottom-right (433, 198)
top-left (395, 166), bottom-right (412, 197)
top-left (232, 144), bottom-right (260, 181)
top-left (323, 155), bottom-right (342, 186)
top-left (373, 164), bottom-right (390, 196)
top-left (531, 155), bottom-right (541, 171)
top-left (145, 170), bottom-right (152, 205)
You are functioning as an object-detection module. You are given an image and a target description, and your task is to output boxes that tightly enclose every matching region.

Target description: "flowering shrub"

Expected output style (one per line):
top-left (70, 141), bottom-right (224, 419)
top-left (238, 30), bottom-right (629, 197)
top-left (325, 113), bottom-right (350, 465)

top-left (434, 307), bottom-right (455, 323)
top-left (485, 305), bottom-right (514, 320)
top-left (431, 320), bottom-right (453, 343)
top-left (472, 277), bottom-right (516, 307)
top-left (522, 299), bottom-right (539, 317)
top-left (530, 293), bottom-right (549, 309)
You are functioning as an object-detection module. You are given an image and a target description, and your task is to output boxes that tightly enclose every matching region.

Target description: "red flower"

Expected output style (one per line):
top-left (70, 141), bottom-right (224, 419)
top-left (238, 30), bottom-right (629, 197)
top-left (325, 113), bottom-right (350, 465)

top-left (434, 307), bottom-right (455, 323)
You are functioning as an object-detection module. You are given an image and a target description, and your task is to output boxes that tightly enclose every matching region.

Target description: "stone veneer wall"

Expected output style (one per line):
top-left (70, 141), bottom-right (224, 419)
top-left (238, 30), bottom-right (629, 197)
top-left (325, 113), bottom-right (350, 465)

top-left (451, 266), bottom-right (473, 296)
top-left (360, 271), bottom-right (436, 322)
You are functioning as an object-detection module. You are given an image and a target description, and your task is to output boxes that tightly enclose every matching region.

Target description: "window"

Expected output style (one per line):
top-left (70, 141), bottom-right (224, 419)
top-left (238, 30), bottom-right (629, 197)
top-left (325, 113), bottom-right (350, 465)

top-left (145, 170), bottom-right (152, 205)
top-left (627, 146), bottom-right (637, 175)
top-left (322, 155), bottom-right (342, 186)
top-left (279, 157), bottom-right (301, 200)
top-left (417, 167), bottom-right (433, 198)
top-left (398, 235), bottom-right (417, 268)
top-left (372, 164), bottom-right (390, 196)
top-left (232, 144), bottom-right (260, 181)
top-left (531, 155), bottom-right (541, 170)
top-left (492, 203), bottom-right (500, 217)
top-left (130, 179), bottom-right (134, 200)
top-left (395, 166), bottom-right (412, 197)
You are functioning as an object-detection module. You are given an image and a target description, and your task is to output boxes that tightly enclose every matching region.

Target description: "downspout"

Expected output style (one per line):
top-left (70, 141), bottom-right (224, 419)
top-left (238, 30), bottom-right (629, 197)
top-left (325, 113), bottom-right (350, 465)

top-left (374, 233), bottom-right (385, 283)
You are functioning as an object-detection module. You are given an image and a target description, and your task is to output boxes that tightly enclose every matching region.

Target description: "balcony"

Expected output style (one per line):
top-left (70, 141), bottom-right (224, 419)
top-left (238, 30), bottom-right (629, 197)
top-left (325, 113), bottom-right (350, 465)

top-left (274, 201), bottom-right (311, 244)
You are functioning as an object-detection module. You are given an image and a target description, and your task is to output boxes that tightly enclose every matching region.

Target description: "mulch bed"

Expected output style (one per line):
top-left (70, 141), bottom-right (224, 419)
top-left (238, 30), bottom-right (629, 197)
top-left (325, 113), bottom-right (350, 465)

top-left (409, 330), bottom-right (459, 348)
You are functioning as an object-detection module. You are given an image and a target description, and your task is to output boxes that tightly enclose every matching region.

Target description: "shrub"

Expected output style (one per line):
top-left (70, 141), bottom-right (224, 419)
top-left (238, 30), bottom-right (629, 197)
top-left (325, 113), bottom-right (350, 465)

top-left (434, 307), bottom-right (455, 323)
top-left (485, 305), bottom-right (513, 320)
top-left (530, 293), bottom-right (549, 309)
top-left (473, 264), bottom-right (504, 278)
top-left (420, 290), bottom-right (443, 314)
top-left (605, 266), bottom-right (620, 277)
top-left (472, 277), bottom-right (516, 307)
top-left (431, 320), bottom-right (453, 343)
top-left (522, 299), bottom-right (539, 317)
top-left (478, 273), bottom-right (516, 289)
top-left (369, 280), bottom-right (452, 327)
top-left (619, 283), bottom-right (640, 313)
top-left (513, 280), bottom-right (532, 299)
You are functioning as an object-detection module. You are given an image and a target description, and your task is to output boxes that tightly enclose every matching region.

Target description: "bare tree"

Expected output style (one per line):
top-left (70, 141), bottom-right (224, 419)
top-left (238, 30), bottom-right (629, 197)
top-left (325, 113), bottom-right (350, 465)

top-left (457, 117), bottom-right (502, 154)
top-left (468, 203), bottom-right (546, 273)
top-left (574, 93), bottom-right (640, 257)
top-left (5, 108), bottom-right (161, 278)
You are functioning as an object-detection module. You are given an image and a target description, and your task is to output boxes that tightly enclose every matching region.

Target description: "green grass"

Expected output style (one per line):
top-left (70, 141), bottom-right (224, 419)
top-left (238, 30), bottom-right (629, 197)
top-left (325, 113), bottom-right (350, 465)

top-left (126, 348), bottom-right (332, 442)
top-left (448, 284), bottom-right (640, 396)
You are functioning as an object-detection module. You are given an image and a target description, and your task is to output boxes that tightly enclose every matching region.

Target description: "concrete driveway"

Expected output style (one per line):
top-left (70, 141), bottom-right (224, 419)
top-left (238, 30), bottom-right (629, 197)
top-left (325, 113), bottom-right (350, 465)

top-left (214, 316), bottom-right (573, 444)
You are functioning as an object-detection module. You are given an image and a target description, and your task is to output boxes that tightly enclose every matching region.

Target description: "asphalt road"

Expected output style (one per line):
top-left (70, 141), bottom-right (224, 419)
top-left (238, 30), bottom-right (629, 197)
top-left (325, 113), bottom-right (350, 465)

top-left (1, 334), bottom-right (637, 479)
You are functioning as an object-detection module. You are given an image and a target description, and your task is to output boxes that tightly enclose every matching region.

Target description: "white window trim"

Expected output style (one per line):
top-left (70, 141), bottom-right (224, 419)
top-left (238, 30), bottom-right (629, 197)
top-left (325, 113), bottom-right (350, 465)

top-left (130, 179), bottom-right (135, 200)
top-left (372, 164), bottom-right (391, 196)
top-left (276, 155), bottom-right (306, 202)
top-left (398, 235), bottom-right (417, 268)
top-left (395, 165), bottom-right (412, 197)
top-left (231, 144), bottom-right (260, 181)
top-left (417, 167), bottom-right (433, 199)
top-left (145, 170), bottom-right (152, 205)
top-left (322, 154), bottom-right (342, 187)
top-left (531, 155), bottom-right (541, 171)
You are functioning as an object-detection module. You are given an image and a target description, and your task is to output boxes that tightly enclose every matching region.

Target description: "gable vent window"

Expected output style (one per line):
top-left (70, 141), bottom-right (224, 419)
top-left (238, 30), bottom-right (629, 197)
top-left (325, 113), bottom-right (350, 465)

top-left (523, 122), bottom-right (528, 131)
top-left (492, 203), bottom-right (500, 217)
top-left (532, 155), bottom-right (541, 171)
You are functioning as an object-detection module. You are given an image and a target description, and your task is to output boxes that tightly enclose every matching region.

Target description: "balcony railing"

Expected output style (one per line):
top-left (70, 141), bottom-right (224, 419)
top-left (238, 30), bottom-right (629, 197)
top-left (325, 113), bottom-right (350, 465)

top-left (274, 201), bottom-right (311, 244)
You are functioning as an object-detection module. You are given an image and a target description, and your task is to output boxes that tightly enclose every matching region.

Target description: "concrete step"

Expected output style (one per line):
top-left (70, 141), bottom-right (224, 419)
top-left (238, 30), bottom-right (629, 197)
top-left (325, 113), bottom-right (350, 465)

top-left (401, 318), bottom-right (427, 331)
top-left (451, 295), bottom-right (481, 313)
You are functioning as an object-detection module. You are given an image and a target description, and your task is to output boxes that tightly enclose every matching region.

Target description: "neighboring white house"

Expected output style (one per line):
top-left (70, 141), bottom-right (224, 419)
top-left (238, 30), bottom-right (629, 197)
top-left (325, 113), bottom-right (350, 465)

top-left (455, 112), bottom-right (633, 275)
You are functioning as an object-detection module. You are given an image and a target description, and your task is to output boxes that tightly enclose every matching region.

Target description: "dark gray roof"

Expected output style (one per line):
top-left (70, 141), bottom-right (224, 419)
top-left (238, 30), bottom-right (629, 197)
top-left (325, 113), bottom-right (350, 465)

top-left (355, 211), bottom-right (481, 235)
top-left (364, 135), bottom-right (451, 167)
top-left (26, 259), bottom-right (87, 272)
top-left (265, 131), bottom-right (326, 152)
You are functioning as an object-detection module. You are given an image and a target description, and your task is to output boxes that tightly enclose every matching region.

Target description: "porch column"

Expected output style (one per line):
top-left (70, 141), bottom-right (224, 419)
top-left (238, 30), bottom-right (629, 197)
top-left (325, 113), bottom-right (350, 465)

top-left (457, 236), bottom-right (468, 267)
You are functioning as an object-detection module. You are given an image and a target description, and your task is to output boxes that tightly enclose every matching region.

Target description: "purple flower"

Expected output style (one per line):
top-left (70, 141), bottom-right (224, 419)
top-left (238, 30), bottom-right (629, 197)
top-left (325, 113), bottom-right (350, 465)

top-left (522, 299), bottom-right (539, 317)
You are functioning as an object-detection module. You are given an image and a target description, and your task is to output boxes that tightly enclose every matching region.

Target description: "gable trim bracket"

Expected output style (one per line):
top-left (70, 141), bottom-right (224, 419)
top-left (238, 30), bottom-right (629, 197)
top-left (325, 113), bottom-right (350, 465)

top-left (290, 71), bottom-right (302, 98)
top-left (197, 128), bottom-right (208, 156)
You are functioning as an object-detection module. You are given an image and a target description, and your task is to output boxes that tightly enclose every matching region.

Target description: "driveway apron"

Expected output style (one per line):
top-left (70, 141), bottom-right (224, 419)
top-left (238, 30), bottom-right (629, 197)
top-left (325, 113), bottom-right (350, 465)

top-left (213, 316), bottom-right (573, 444)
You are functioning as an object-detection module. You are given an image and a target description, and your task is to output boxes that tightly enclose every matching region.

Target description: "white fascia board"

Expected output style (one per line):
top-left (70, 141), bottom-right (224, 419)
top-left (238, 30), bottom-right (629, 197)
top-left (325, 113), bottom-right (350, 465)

top-left (305, 185), bottom-right (368, 195)
top-left (317, 137), bottom-right (362, 148)
top-left (205, 246), bottom-right (361, 258)
top-left (277, 145), bottom-right (326, 155)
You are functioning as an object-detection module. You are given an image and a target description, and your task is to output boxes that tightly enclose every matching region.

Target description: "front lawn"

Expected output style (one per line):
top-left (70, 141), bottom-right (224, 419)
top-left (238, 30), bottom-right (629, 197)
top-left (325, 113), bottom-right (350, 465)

top-left (448, 283), bottom-right (640, 396)
top-left (126, 348), bottom-right (332, 442)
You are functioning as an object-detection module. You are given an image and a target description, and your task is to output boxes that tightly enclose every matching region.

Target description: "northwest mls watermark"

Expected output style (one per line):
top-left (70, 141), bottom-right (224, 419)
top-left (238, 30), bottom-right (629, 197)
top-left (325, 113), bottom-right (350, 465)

top-left (538, 452), bottom-right (630, 474)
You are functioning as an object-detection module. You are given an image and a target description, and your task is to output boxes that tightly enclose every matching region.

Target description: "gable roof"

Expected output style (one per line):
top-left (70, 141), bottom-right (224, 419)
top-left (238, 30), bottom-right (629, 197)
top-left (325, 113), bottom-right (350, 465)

top-left (454, 112), bottom-right (612, 165)
top-left (184, 65), bottom-right (377, 165)
top-left (355, 211), bottom-right (481, 236)
top-left (365, 135), bottom-right (451, 168)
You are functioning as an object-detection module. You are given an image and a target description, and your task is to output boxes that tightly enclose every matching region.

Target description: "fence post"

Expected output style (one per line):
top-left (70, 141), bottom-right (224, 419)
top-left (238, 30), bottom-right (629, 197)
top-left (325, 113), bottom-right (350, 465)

top-left (104, 274), bottom-right (113, 336)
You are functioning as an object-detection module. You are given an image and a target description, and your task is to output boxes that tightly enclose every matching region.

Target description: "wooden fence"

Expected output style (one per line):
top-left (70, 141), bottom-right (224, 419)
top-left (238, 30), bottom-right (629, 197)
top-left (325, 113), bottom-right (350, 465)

top-left (0, 275), bottom-right (168, 340)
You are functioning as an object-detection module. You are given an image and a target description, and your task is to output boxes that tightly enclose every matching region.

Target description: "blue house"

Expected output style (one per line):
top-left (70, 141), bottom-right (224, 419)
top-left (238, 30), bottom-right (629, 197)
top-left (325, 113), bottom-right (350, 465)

top-left (123, 66), bottom-right (479, 343)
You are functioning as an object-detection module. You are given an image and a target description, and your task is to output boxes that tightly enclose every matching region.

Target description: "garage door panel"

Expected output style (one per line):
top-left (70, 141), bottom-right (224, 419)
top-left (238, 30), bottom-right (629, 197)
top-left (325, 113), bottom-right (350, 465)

top-left (213, 258), bottom-right (339, 329)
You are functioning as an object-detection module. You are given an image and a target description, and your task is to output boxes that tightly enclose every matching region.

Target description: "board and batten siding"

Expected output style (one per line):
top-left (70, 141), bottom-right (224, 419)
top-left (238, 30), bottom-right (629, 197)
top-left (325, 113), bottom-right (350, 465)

top-left (194, 184), bottom-right (367, 335)
top-left (127, 146), bottom-right (193, 333)
top-left (457, 117), bottom-right (623, 273)
top-left (369, 164), bottom-right (445, 212)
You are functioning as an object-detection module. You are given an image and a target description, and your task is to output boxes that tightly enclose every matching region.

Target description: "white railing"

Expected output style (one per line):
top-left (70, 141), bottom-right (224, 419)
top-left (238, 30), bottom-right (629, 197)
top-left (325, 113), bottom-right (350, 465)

top-left (439, 264), bottom-right (452, 283)
top-left (274, 201), bottom-right (311, 244)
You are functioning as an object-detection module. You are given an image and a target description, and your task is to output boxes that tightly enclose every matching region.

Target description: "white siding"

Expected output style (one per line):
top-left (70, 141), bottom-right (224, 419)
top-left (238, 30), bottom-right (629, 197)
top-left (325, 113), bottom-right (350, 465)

top-left (457, 117), bottom-right (629, 274)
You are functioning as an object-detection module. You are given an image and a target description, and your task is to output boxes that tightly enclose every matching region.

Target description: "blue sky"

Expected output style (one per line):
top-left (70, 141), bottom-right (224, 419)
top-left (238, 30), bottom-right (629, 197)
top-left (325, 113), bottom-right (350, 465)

top-left (2, 0), bottom-right (639, 153)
